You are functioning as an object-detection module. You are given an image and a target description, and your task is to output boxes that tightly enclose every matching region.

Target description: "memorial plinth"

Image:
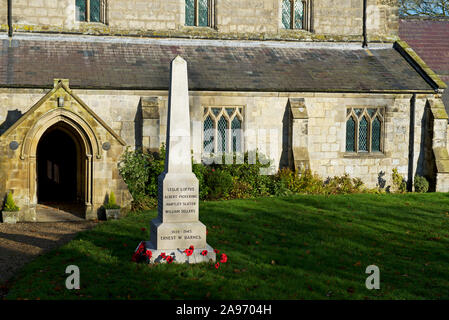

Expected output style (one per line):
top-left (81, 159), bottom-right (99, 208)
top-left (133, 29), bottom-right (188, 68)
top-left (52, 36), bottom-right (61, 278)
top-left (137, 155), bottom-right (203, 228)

top-left (144, 56), bottom-right (215, 264)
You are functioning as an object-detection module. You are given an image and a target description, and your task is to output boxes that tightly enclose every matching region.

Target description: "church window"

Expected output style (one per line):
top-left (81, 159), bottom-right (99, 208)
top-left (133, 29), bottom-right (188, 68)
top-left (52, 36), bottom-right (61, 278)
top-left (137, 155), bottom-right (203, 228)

top-left (282, 0), bottom-right (306, 30)
top-left (186, 0), bottom-right (213, 27)
top-left (76, 0), bottom-right (107, 24)
top-left (345, 108), bottom-right (384, 153)
top-left (203, 107), bottom-right (244, 155)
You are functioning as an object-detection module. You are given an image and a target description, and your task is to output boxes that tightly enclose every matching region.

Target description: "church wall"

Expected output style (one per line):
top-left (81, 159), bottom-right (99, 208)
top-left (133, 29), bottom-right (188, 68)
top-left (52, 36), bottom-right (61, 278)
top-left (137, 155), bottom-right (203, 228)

top-left (0, 0), bottom-right (398, 42)
top-left (1, 88), bottom-right (438, 198)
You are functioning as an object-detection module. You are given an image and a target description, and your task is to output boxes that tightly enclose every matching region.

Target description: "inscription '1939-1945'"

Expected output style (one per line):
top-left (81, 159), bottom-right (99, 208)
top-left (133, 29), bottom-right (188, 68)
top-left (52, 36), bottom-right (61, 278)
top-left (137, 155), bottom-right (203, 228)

top-left (161, 229), bottom-right (202, 241)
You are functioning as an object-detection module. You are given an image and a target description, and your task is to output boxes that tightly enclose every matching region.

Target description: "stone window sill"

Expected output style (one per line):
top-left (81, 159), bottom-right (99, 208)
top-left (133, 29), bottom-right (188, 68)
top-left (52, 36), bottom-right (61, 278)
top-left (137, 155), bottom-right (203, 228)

top-left (279, 28), bottom-right (311, 34)
top-left (182, 26), bottom-right (217, 32)
top-left (343, 152), bottom-right (386, 159)
top-left (77, 21), bottom-right (108, 26)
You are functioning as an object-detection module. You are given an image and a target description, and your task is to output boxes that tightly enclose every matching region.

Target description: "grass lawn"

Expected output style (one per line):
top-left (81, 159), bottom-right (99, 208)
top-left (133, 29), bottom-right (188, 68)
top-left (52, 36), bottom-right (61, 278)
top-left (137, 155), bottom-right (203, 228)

top-left (4, 193), bottom-right (449, 300)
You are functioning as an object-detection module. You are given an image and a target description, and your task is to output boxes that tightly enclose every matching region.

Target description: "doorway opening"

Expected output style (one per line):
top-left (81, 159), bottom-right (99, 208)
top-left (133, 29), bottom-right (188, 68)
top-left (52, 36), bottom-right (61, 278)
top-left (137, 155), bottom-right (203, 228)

top-left (36, 122), bottom-right (86, 219)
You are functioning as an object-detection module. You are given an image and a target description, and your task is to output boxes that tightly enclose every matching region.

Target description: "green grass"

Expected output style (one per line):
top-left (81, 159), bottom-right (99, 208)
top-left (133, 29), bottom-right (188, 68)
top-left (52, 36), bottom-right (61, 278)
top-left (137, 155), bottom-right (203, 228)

top-left (4, 193), bottom-right (449, 300)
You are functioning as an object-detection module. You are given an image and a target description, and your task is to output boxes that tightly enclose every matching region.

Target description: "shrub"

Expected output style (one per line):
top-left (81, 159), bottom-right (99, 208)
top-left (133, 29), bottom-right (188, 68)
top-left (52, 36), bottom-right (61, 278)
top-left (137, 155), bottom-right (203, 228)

top-left (119, 145), bottom-right (376, 203)
top-left (204, 168), bottom-right (233, 200)
top-left (4, 192), bottom-right (19, 212)
top-left (211, 151), bottom-right (274, 198)
top-left (118, 148), bottom-right (151, 199)
top-left (277, 168), bottom-right (326, 194)
top-left (392, 168), bottom-right (407, 193)
top-left (414, 175), bottom-right (429, 193)
top-left (146, 145), bottom-right (166, 197)
top-left (271, 178), bottom-right (293, 197)
top-left (131, 195), bottom-right (158, 212)
top-left (325, 174), bottom-right (366, 195)
top-left (229, 178), bottom-right (254, 199)
top-left (104, 191), bottom-right (120, 209)
top-left (192, 161), bottom-right (210, 200)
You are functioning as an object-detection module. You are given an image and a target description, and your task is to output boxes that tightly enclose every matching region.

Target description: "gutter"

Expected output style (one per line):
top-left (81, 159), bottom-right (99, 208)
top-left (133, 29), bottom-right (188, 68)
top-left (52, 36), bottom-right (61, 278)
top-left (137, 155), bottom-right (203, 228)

top-left (0, 84), bottom-right (436, 94)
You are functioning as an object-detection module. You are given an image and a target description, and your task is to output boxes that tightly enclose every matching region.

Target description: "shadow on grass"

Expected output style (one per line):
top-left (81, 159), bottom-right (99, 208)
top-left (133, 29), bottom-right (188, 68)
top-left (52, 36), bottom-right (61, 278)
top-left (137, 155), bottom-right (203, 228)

top-left (4, 194), bottom-right (449, 300)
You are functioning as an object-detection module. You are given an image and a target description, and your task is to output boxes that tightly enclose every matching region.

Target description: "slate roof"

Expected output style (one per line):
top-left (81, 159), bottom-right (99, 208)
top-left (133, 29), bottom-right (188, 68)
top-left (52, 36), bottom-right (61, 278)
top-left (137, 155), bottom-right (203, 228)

top-left (0, 34), bottom-right (435, 93)
top-left (399, 18), bottom-right (449, 112)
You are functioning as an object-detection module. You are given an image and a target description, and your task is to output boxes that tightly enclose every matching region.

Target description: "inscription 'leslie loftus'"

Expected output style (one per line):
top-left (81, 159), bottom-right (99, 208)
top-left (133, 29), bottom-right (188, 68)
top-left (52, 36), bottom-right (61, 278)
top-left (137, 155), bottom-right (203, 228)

top-left (167, 187), bottom-right (195, 192)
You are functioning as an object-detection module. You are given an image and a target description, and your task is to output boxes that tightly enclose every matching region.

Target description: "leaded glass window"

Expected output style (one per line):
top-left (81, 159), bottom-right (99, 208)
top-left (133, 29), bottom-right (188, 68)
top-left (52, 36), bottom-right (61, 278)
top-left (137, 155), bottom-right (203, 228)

top-left (76, 0), bottom-right (107, 23)
top-left (76, 0), bottom-right (86, 21)
top-left (372, 117), bottom-right (381, 152)
top-left (203, 115), bottom-right (214, 153)
top-left (203, 107), bottom-right (244, 155)
top-left (282, 0), bottom-right (292, 29)
top-left (90, 0), bottom-right (101, 22)
top-left (346, 117), bottom-right (356, 152)
top-left (231, 117), bottom-right (242, 153)
top-left (217, 117), bottom-right (228, 153)
top-left (185, 0), bottom-right (195, 26)
top-left (185, 0), bottom-right (212, 27)
top-left (346, 108), bottom-right (384, 154)
top-left (359, 116), bottom-right (368, 152)
top-left (282, 0), bottom-right (306, 30)
top-left (294, 0), bottom-right (304, 29)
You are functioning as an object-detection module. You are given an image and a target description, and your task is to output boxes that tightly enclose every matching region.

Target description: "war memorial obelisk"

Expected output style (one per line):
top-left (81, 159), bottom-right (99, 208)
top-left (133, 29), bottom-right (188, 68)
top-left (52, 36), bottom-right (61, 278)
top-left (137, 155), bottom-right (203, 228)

top-left (145, 56), bottom-right (215, 264)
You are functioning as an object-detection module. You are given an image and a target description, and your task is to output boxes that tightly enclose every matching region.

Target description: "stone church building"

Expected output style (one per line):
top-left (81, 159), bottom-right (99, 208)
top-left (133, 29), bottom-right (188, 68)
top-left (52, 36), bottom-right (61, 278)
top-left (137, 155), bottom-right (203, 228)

top-left (0, 0), bottom-right (447, 221)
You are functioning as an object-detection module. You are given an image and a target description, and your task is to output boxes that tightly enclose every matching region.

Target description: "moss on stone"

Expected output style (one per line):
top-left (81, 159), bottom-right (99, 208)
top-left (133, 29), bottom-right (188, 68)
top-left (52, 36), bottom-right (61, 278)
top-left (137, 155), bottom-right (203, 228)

top-left (395, 40), bottom-right (448, 90)
top-left (9, 23), bottom-right (398, 43)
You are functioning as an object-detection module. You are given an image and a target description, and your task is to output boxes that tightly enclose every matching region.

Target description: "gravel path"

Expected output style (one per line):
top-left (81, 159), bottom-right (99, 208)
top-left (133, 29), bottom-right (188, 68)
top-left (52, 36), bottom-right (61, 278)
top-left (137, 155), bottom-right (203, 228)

top-left (0, 221), bottom-right (97, 298)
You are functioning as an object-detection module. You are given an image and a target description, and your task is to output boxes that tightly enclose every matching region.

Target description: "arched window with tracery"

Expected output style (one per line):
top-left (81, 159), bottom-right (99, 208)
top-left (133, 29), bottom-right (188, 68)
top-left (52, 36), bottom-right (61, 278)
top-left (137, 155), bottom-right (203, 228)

top-left (203, 107), bottom-right (244, 155)
top-left (345, 108), bottom-right (384, 153)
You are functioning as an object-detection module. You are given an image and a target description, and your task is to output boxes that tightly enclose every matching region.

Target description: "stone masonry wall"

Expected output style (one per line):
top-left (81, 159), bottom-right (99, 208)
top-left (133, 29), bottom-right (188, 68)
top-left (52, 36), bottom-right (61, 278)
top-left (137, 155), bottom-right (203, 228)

top-left (0, 86), bottom-right (132, 221)
top-left (0, 88), bottom-right (435, 193)
top-left (0, 0), bottom-right (398, 41)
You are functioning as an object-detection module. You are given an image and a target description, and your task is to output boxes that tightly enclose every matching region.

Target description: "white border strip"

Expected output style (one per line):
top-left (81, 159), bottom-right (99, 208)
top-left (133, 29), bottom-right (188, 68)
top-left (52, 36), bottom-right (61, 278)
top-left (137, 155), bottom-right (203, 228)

top-left (0, 33), bottom-right (393, 50)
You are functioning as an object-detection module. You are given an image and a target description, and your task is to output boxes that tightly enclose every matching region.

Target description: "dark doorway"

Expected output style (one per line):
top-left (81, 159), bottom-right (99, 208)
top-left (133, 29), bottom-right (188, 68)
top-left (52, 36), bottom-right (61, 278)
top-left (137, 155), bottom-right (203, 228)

top-left (37, 127), bottom-right (78, 203)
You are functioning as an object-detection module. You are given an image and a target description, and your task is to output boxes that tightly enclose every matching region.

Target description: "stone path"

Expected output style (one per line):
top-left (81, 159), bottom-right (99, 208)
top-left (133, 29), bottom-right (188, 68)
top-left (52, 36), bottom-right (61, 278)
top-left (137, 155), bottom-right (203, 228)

top-left (0, 220), bottom-right (97, 298)
top-left (36, 203), bottom-right (85, 222)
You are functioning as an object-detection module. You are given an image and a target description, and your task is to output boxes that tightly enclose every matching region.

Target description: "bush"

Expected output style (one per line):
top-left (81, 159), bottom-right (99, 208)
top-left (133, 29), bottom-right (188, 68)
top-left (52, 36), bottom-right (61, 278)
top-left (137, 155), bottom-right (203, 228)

top-left (271, 178), bottom-right (293, 197)
top-left (118, 148), bottom-right (152, 199)
top-left (131, 195), bottom-right (158, 212)
top-left (277, 168), bottom-right (326, 194)
top-left (192, 161), bottom-right (210, 200)
top-left (229, 178), bottom-right (255, 199)
top-left (204, 168), bottom-right (233, 200)
top-left (3, 192), bottom-right (19, 212)
top-left (414, 175), bottom-right (429, 193)
top-left (275, 168), bottom-right (374, 195)
top-left (146, 145), bottom-right (166, 197)
top-left (325, 174), bottom-right (366, 195)
top-left (119, 145), bottom-right (376, 203)
top-left (209, 151), bottom-right (274, 198)
top-left (104, 191), bottom-right (120, 209)
top-left (392, 168), bottom-right (407, 193)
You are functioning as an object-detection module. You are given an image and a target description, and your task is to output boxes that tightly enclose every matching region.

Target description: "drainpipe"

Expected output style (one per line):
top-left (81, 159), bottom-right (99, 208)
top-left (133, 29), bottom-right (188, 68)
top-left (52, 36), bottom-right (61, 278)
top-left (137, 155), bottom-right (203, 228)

top-left (7, 0), bottom-right (12, 38)
top-left (407, 94), bottom-right (416, 192)
top-left (362, 0), bottom-right (368, 48)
